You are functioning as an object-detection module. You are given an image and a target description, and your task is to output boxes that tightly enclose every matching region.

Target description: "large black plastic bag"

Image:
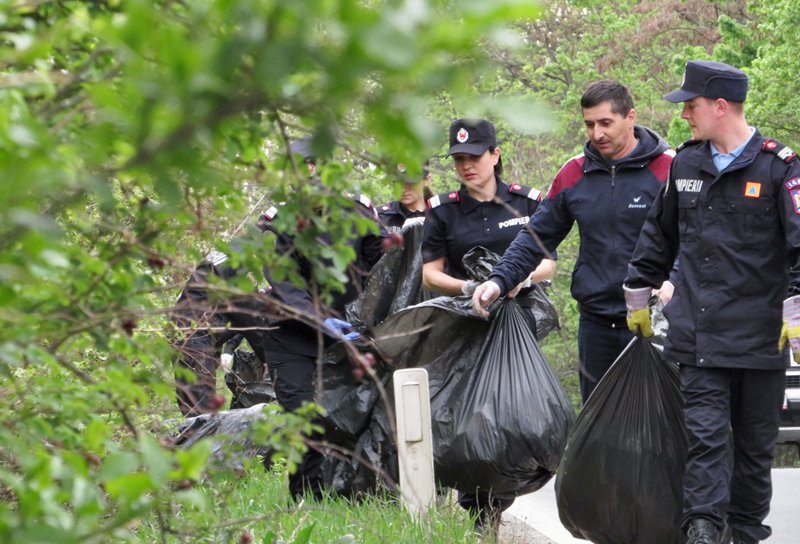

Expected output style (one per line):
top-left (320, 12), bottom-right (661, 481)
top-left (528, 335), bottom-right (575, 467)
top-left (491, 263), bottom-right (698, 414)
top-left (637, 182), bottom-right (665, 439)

top-left (462, 246), bottom-right (559, 340)
top-left (172, 404), bottom-right (275, 469)
top-left (346, 223), bottom-right (431, 332)
top-left (374, 297), bottom-right (574, 497)
top-left (321, 389), bottom-right (398, 497)
top-left (319, 342), bottom-right (388, 448)
top-left (433, 300), bottom-right (573, 495)
top-left (225, 349), bottom-right (276, 409)
top-left (555, 338), bottom-right (687, 544)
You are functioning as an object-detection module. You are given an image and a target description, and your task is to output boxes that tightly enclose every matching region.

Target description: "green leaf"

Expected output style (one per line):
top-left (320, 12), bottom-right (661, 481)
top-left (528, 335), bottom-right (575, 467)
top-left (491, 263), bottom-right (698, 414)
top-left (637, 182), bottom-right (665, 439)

top-left (139, 435), bottom-right (170, 487)
top-left (104, 472), bottom-right (155, 502)
top-left (99, 451), bottom-right (140, 482)
top-left (291, 522), bottom-right (316, 544)
top-left (169, 442), bottom-right (210, 482)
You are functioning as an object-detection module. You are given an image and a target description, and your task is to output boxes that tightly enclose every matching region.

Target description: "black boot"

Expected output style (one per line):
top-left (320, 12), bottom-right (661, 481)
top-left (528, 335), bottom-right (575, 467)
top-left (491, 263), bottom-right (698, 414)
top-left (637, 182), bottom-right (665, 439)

top-left (685, 518), bottom-right (721, 544)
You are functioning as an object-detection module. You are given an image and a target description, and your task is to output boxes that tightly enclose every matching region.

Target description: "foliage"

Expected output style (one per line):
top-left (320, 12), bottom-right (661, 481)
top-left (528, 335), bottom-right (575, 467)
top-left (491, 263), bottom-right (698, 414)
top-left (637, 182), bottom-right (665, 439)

top-left (0, 0), bottom-right (545, 540)
top-left (1, 0), bottom-right (797, 540)
top-left (135, 462), bottom-right (481, 543)
top-left (735, 0), bottom-right (800, 149)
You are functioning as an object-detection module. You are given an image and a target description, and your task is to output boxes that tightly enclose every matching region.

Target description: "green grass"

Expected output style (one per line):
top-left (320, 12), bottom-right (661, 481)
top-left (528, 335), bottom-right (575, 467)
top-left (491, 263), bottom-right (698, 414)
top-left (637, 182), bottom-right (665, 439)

top-left (135, 460), bottom-right (484, 543)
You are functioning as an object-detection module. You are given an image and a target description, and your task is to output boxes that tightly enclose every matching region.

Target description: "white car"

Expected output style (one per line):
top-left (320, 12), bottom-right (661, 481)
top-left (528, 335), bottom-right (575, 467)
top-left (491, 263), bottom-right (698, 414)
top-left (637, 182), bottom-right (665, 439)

top-left (778, 352), bottom-right (800, 446)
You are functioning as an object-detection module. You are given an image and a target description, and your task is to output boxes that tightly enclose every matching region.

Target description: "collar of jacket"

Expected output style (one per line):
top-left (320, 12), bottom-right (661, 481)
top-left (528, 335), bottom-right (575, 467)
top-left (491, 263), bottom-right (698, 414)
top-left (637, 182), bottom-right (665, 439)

top-left (682, 128), bottom-right (763, 177)
top-left (459, 177), bottom-right (513, 214)
top-left (583, 125), bottom-right (670, 173)
top-left (380, 200), bottom-right (403, 215)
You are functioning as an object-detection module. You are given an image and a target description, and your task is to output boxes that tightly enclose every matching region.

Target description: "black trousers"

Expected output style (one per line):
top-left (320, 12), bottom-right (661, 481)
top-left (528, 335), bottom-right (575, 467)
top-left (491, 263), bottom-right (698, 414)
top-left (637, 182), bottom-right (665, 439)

top-left (174, 331), bottom-right (219, 417)
top-left (268, 355), bottom-right (325, 500)
top-left (680, 365), bottom-right (784, 541)
top-left (577, 315), bottom-right (633, 404)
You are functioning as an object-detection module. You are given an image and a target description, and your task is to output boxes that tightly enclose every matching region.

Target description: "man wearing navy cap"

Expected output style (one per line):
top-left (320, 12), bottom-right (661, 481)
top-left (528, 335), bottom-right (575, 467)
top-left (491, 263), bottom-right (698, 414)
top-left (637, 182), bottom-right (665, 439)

top-left (624, 60), bottom-right (800, 544)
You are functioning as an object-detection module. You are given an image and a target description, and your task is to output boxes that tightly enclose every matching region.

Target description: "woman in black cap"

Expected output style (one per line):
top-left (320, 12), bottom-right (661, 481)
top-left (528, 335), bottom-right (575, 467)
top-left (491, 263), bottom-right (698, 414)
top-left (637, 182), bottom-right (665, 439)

top-left (422, 118), bottom-right (555, 535)
top-left (423, 118), bottom-right (554, 296)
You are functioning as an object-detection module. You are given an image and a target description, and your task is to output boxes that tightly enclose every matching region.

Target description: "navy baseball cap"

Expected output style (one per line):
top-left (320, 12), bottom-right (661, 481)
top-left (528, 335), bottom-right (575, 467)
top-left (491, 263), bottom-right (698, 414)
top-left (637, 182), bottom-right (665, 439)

top-left (664, 60), bottom-right (748, 103)
top-left (447, 118), bottom-right (497, 156)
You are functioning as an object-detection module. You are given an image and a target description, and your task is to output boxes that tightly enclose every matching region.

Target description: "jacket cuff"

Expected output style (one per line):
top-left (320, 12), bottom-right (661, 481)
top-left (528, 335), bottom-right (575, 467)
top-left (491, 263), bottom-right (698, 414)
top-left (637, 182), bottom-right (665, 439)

top-left (488, 276), bottom-right (509, 297)
top-left (783, 295), bottom-right (800, 322)
top-left (623, 285), bottom-right (651, 311)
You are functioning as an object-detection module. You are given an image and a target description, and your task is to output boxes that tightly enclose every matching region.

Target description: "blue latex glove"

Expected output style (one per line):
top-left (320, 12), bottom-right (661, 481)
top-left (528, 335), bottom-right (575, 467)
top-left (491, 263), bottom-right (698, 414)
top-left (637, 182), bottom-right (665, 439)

top-left (323, 317), bottom-right (360, 340)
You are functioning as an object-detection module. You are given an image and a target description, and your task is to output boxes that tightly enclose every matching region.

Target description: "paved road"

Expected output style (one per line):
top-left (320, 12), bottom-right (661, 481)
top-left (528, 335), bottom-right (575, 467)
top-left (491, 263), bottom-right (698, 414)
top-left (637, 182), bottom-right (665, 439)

top-left (501, 468), bottom-right (800, 544)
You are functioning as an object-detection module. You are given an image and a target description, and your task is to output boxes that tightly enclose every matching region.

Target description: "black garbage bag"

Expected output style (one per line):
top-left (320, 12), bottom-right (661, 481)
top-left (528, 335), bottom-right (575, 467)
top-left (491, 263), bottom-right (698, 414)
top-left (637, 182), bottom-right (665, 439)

top-left (321, 389), bottom-right (398, 497)
top-left (226, 349), bottom-right (276, 409)
top-left (462, 246), bottom-right (559, 340)
top-left (374, 296), bottom-right (574, 497)
top-left (432, 300), bottom-right (573, 495)
top-left (172, 403), bottom-right (275, 469)
top-left (555, 338), bottom-right (687, 544)
top-left (319, 342), bottom-right (390, 448)
top-left (319, 296), bottom-right (483, 496)
top-left (346, 223), bottom-right (432, 332)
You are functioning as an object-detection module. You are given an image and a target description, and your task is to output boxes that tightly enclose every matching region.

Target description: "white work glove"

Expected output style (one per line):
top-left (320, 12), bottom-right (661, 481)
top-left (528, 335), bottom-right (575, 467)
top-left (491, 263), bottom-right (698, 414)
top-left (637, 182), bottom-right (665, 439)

top-left (220, 353), bottom-right (234, 374)
top-left (656, 280), bottom-right (675, 305)
top-left (624, 285), bottom-right (653, 337)
top-left (462, 280), bottom-right (480, 296)
top-left (472, 281), bottom-right (501, 318)
top-left (401, 216), bottom-right (425, 229)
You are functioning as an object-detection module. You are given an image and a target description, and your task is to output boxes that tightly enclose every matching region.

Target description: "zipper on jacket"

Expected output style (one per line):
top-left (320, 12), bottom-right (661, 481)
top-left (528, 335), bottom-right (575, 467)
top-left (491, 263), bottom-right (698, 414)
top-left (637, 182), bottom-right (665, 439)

top-left (611, 165), bottom-right (616, 188)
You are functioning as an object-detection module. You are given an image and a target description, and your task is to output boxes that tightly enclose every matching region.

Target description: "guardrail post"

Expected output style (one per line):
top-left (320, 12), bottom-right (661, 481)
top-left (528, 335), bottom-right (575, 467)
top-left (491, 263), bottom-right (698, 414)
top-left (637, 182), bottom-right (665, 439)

top-left (393, 368), bottom-right (435, 516)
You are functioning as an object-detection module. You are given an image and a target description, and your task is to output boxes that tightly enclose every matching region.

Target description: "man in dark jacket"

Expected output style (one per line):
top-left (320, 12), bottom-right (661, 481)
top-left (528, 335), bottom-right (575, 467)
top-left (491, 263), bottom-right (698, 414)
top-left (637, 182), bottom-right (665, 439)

top-left (623, 60), bottom-right (800, 544)
top-left (472, 80), bottom-right (674, 402)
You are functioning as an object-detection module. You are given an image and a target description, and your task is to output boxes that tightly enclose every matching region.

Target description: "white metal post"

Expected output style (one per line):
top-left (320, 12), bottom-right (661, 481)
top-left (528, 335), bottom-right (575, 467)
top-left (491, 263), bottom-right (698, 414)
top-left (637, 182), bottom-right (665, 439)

top-left (393, 368), bottom-right (435, 516)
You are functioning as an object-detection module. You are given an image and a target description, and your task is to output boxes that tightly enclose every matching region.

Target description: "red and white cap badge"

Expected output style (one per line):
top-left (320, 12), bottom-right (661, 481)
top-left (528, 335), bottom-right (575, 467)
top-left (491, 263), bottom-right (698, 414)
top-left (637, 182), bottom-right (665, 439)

top-left (456, 128), bottom-right (469, 143)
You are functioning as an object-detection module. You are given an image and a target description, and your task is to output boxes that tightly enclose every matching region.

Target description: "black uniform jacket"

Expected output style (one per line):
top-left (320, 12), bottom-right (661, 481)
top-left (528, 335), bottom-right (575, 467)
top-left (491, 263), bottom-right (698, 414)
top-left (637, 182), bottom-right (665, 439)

top-left (422, 178), bottom-right (544, 280)
top-left (489, 126), bottom-right (673, 323)
top-left (377, 200), bottom-right (425, 233)
top-left (626, 131), bottom-right (800, 369)
top-left (177, 195), bottom-right (382, 362)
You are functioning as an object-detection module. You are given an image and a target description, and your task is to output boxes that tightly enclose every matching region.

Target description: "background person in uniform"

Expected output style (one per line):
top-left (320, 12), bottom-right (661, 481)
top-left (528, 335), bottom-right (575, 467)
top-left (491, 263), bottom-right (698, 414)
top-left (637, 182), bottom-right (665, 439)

top-left (172, 253), bottom-right (245, 416)
top-left (422, 117), bottom-right (555, 535)
top-left (253, 137), bottom-right (384, 500)
top-left (623, 60), bottom-right (800, 544)
top-left (173, 137), bottom-right (382, 499)
top-left (471, 80), bottom-right (674, 403)
top-left (377, 162), bottom-right (432, 233)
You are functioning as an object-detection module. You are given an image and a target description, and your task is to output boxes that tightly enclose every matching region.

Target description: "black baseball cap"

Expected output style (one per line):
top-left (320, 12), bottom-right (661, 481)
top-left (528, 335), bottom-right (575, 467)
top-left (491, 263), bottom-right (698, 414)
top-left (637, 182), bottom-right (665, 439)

top-left (664, 60), bottom-right (749, 103)
top-left (447, 118), bottom-right (497, 156)
top-left (397, 160), bottom-right (430, 180)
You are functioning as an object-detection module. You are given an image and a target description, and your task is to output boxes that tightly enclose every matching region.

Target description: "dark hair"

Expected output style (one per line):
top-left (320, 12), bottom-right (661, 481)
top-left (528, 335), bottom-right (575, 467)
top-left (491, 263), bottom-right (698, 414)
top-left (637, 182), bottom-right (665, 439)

top-left (488, 146), bottom-right (503, 176)
top-left (580, 80), bottom-right (634, 116)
